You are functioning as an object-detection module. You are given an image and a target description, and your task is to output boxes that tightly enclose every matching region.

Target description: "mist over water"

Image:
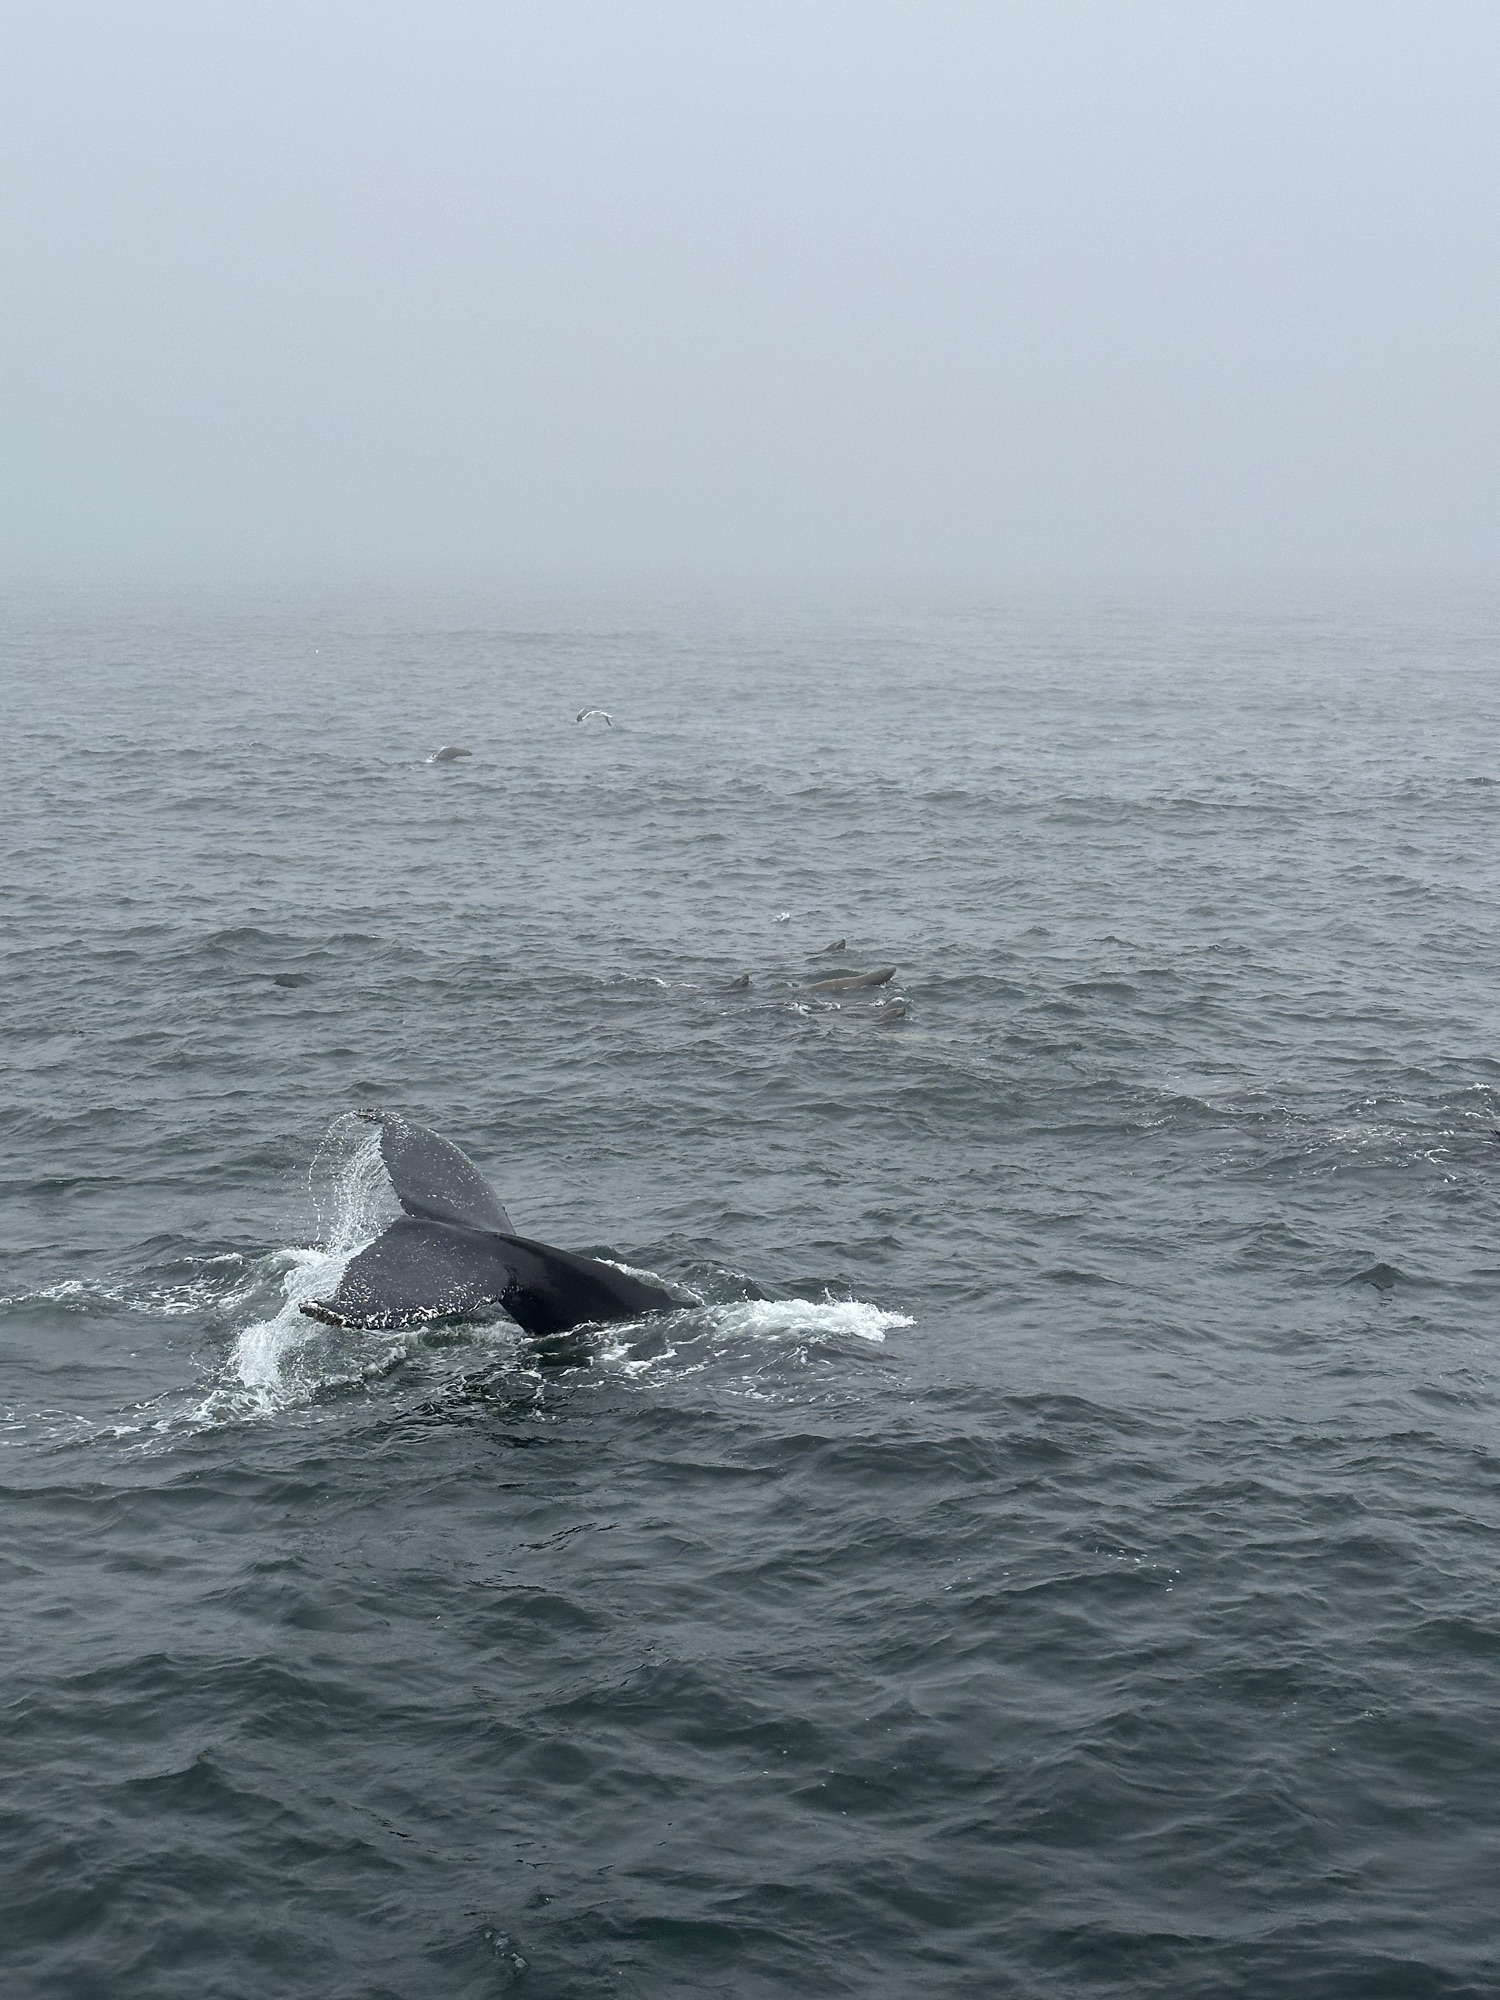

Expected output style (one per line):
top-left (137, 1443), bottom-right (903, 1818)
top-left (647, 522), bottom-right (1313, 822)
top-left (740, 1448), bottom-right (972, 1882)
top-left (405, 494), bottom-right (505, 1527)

top-left (6, 5), bottom-right (1497, 1988)
top-left (3, 587), bottom-right (1498, 1996)
top-left (4, 2), bottom-right (1497, 590)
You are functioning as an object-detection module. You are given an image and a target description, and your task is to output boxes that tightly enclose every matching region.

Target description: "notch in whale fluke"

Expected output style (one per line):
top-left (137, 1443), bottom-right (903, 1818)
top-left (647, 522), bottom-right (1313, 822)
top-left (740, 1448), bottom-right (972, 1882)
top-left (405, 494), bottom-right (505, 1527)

top-left (305, 1113), bottom-right (673, 1338)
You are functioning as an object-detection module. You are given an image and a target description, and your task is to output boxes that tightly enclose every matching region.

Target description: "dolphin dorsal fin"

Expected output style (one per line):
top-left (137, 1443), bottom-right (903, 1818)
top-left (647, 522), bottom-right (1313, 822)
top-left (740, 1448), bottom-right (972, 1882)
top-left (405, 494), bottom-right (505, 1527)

top-left (360, 1110), bottom-right (514, 1233)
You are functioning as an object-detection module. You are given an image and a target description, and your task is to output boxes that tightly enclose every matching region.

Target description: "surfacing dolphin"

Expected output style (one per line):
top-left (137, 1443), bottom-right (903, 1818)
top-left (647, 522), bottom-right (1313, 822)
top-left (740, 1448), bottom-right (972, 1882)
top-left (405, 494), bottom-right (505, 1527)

top-left (803, 966), bottom-right (896, 995)
top-left (302, 1112), bottom-right (673, 1336)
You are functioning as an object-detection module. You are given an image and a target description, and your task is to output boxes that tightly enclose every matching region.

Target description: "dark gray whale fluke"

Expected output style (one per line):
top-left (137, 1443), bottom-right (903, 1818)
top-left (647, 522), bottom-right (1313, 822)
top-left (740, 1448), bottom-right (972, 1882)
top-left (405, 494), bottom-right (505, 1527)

top-left (301, 1112), bottom-right (673, 1337)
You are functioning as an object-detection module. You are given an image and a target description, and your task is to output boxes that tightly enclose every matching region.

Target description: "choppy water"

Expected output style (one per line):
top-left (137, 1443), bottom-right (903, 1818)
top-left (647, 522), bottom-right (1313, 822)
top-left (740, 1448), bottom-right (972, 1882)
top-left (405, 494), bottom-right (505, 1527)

top-left (3, 587), bottom-right (1499, 1998)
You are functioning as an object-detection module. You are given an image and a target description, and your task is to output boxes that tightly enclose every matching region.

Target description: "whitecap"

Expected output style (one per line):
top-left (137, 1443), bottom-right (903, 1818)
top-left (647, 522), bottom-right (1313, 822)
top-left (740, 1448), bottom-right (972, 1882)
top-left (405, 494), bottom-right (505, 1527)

top-left (704, 1297), bottom-right (910, 1344)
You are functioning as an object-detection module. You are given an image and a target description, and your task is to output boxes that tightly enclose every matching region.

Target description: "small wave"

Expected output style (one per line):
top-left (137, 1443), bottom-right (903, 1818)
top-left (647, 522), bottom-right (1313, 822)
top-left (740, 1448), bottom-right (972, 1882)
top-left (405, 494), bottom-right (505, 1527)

top-left (3, 1256), bottom-right (263, 1320)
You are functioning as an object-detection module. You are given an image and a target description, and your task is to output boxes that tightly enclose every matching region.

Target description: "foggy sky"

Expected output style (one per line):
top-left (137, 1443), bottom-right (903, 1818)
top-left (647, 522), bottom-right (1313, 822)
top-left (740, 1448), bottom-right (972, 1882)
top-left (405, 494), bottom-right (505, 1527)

top-left (3, 1), bottom-right (1496, 588)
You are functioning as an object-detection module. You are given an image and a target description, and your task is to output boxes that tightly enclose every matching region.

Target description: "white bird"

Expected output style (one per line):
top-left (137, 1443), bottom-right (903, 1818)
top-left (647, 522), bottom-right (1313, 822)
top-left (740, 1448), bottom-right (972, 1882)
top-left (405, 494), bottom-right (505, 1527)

top-left (576, 708), bottom-right (613, 726)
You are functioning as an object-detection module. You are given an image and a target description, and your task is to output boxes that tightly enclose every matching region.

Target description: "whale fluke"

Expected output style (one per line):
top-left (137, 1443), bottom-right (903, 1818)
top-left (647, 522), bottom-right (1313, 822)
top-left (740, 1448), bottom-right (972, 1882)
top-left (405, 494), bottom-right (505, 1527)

top-left (303, 1217), bottom-right (671, 1337)
top-left (722, 973), bottom-right (751, 991)
top-left (306, 1114), bottom-right (673, 1336)
top-left (356, 1108), bottom-right (514, 1231)
top-left (430, 745), bottom-right (472, 762)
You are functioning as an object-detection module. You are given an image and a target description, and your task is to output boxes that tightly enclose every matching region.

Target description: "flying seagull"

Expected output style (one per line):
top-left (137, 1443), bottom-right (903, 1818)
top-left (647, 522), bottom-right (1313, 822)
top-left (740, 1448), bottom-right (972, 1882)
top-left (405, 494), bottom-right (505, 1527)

top-left (576, 708), bottom-right (613, 726)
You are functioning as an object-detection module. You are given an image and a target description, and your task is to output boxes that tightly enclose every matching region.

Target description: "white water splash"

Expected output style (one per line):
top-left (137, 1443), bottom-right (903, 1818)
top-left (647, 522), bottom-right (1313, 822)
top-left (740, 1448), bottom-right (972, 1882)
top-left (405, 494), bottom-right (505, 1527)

top-left (198, 1119), bottom-right (410, 1421)
top-left (704, 1298), bottom-right (911, 1344)
top-left (308, 1114), bottom-right (399, 1252)
top-left (593, 1295), bottom-right (911, 1379)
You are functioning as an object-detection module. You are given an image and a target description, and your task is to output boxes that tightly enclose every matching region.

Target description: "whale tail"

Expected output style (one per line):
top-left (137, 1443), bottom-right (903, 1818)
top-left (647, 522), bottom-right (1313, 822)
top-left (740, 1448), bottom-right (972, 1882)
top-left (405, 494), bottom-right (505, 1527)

top-left (303, 1114), bottom-right (673, 1336)
top-left (357, 1109), bottom-right (515, 1231)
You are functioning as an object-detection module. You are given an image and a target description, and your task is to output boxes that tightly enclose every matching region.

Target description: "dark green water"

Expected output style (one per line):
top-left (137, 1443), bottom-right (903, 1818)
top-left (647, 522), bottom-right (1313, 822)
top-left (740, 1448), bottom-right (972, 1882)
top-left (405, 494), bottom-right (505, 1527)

top-left (4, 589), bottom-right (1499, 1997)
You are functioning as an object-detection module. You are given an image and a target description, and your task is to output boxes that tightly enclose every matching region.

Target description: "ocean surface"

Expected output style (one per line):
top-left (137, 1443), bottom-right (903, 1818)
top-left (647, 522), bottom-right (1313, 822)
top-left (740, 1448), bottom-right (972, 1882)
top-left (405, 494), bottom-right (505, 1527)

top-left (3, 586), bottom-right (1498, 1999)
